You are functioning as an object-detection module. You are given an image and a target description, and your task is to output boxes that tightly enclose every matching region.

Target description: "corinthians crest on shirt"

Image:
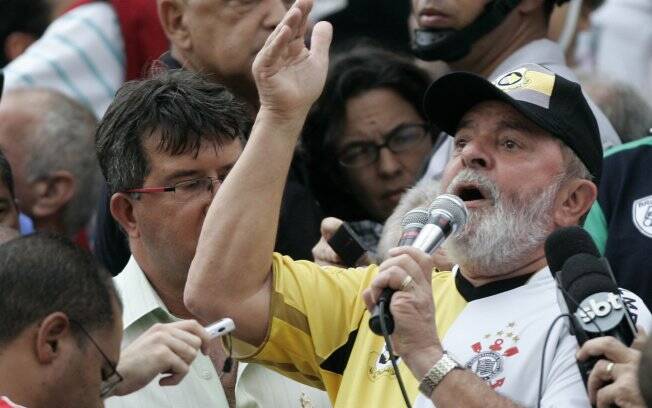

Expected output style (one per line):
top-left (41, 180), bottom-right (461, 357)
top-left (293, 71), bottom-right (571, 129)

top-left (632, 194), bottom-right (652, 238)
top-left (368, 342), bottom-right (402, 380)
top-left (465, 322), bottom-right (521, 390)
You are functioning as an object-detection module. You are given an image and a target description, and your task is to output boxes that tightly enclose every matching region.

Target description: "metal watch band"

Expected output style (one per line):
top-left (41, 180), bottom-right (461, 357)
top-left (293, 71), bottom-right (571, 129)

top-left (418, 352), bottom-right (461, 397)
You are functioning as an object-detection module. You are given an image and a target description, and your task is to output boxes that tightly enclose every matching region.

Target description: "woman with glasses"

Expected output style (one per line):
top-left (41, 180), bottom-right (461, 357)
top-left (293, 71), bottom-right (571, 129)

top-left (303, 44), bottom-right (437, 256)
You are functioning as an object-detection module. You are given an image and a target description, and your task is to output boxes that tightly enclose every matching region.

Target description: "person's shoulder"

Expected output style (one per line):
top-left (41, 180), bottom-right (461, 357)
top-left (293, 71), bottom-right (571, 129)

top-left (604, 136), bottom-right (652, 159)
top-left (60, 0), bottom-right (117, 19)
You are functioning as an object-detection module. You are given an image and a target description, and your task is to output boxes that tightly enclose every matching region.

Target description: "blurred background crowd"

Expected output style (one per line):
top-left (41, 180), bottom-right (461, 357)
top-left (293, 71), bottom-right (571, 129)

top-left (1, 0), bottom-right (652, 407)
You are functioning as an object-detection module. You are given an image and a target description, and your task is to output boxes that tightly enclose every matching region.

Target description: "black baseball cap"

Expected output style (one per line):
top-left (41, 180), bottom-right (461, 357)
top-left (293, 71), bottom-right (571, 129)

top-left (424, 63), bottom-right (602, 183)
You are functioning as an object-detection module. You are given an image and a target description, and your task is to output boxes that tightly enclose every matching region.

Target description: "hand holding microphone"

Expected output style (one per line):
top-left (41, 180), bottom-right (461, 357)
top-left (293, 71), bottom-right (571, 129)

top-left (544, 226), bottom-right (647, 407)
top-left (367, 194), bottom-right (468, 335)
top-left (576, 334), bottom-right (647, 408)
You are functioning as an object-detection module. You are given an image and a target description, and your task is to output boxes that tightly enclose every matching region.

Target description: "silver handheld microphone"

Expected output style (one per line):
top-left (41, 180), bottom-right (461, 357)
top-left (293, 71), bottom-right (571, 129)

top-left (412, 194), bottom-right (468, 254)
top-left (369, 194), bottom-right (468, 335)
top-left (397, 207), bottom-right (430, 246)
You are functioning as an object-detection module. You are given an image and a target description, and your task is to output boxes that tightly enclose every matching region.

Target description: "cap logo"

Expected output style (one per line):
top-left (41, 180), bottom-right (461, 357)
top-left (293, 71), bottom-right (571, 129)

top-left (497, 72), bottom-right (523, 87)
top-left (492, 65), bottom-right (556, 109)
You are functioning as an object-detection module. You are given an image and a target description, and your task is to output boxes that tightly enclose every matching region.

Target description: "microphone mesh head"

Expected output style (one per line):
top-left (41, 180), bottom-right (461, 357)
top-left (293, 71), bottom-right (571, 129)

top-left (427, 194), bottom-right (468, 229)
top-left (401, 207), bottom-right (429, 228)
top-left (560, 253), bottom-right (617, 312)
top-left (544, 226), bottom-right (600, 275)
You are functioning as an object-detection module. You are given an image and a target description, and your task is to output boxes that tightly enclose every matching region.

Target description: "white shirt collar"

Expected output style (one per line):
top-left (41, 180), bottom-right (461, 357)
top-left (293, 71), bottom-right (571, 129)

top-left (113, 256), bottom-right (170, 329)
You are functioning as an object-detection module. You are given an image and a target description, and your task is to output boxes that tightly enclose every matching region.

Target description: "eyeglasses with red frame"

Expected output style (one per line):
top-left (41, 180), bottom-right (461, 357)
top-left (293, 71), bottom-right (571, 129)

top-left (124, 176), bottom-right (223, 203)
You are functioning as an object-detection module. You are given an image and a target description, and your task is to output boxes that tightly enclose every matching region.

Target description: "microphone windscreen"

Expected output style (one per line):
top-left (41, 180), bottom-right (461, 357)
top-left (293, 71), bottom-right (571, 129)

top-left (545, 226), bottom-right (600, 275)
top-left (560, 253), bottom-right (618, 312)
top-left (427, 194), bottom-right (468, 228)
top-left (401, 207), bottom-right (429, 228)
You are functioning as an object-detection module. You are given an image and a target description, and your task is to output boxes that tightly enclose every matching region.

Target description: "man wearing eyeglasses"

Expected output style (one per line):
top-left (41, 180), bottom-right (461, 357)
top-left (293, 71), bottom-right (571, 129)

top-left (0, 234), bottom-right (215, 408)
top-left (304, 45), bottom-right (435, 265)
top-left (96, 70), bottom-right (330, 408)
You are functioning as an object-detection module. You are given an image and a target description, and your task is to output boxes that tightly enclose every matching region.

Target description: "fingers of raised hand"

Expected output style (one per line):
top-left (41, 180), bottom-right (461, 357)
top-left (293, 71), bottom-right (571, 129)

top-left (255, 7), bottom-right (302, 75)
top-left (309, 20), bottom-right (332, 58)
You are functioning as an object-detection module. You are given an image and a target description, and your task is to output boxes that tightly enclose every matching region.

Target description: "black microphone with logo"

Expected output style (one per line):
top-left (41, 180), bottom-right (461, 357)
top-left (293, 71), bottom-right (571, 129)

top-left (544, 226), bottom-right (637, 387)
top-left (369, 194), bottom-right (468, 335)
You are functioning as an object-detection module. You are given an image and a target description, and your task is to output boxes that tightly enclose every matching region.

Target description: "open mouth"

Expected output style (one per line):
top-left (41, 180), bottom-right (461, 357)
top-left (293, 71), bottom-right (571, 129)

top-left (454, 184), bottom-right (493, 207)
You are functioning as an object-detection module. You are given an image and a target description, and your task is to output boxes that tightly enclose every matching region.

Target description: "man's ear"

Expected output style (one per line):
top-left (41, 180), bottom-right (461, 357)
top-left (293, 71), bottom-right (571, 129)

top-left (553, 179), bottom-right (598, 227)
top-left (4, 32), bottom-right (38, 62)
top-left (158, 0), bottom-right (192, 51)
top-left (30, 171), bottom-right (76, 219)
top-left (35, 312), bottom-right (72, 364)
top-left (110, 192), bottom-right (140, 239)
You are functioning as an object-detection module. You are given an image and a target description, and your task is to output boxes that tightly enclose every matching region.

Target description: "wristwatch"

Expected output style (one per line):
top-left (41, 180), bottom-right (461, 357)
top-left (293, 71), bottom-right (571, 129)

top-left (418, 352), bottom-right (462, 397)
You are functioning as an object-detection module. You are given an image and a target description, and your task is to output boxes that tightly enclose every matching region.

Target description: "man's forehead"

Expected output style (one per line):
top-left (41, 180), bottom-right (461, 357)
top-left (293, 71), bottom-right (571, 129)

top-left (142, 133), bottom-right (241, 177)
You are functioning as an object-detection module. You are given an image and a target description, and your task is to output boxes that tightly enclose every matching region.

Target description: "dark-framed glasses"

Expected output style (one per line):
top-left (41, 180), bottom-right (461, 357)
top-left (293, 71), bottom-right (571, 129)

top-left (124, 176), bottom-right (223, 203)
top-left (337, 123), bottom-right (431, 168)
top-left (69, 319), bottom-right (123, 398)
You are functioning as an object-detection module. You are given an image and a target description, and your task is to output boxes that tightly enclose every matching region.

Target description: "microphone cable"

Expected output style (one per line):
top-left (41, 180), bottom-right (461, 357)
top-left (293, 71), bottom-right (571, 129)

top-left (536, 285), bottom-right (605, 408)
top-left (379, 299), bottom-right (412, 408)
top-left (537, 313), bottom-right (571, 408)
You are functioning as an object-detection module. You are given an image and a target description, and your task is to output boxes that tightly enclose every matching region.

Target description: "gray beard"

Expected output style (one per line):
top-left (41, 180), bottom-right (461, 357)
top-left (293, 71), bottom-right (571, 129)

top-left (444, 170), bottom-right (561, 275)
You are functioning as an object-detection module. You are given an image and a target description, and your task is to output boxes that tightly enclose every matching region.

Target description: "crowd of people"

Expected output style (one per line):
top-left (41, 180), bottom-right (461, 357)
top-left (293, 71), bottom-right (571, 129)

top-left (1, 0), bottom-right (652, 407)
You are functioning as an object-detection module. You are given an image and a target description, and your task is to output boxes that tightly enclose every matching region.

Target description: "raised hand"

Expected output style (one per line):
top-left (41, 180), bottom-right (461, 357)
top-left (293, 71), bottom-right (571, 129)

top-left (252, 0), bottom-right (332, 120)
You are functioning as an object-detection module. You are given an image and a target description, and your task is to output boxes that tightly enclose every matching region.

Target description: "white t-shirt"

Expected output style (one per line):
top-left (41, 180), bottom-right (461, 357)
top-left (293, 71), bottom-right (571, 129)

top-left (414, 267), bottom-right (652, 408)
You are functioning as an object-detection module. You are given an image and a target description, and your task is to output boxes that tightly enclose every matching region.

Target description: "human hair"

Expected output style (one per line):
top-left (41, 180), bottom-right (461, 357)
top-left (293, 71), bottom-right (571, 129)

top-left (0, 148), bottom-right (14, 198)
top-left (7, 89), bottom-right (101, 235)
top-left (559, 141), bottom-right (593, 182)
top-left (376, 139), bottom-right (592, 260)
top-left (0, 233), bottom-right (120, 346)
top-left (302, 44), bottom-right (434, 221)
top-left (580, 75), bottom-right (652, 143)
top-left (96, 69), bottom-right (251, 195)
top-left (0, 0), bottom-right (52, 66)
top-left (554, 140), bottom-right (594, 223)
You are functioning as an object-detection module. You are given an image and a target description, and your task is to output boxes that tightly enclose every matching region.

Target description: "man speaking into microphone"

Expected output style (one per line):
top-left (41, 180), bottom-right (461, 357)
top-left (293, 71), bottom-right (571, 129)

top-left (184, 2), bottom-right (649, 407)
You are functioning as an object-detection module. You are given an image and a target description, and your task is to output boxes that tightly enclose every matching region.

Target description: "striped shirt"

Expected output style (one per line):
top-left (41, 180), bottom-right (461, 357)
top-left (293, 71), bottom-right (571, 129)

top-left (1, 2), bottom-right (125, 118)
